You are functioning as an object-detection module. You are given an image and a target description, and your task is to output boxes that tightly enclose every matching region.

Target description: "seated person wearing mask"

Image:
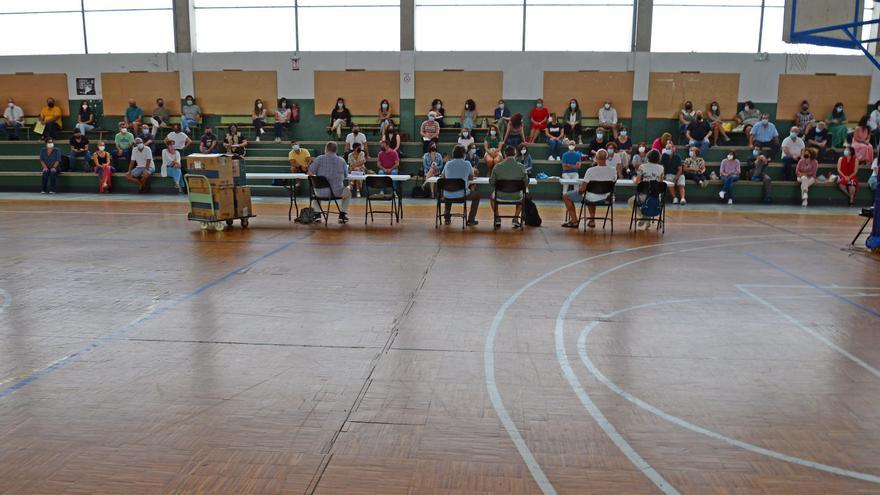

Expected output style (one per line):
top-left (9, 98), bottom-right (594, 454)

top-left (561, 149), bottom-right (617, 229)
top-left (200, 127), bottom-right (219, 154)
top-left (440, 145), bottom-right (480, 227)
top-left (126, 137), bottom-right (154, 193)
top-left (490, 145), bottom-right (529, 229)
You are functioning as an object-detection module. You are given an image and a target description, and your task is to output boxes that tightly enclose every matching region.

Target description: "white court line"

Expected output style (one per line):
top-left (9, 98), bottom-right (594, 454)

top-left (0, 288), bottom-right (9, 312)
top-left (736, 285), bottom-right (880, 380)
top-left (739, 284), bottom-right (880, 290)
top-left (577, 307), bottom-right (880, 484)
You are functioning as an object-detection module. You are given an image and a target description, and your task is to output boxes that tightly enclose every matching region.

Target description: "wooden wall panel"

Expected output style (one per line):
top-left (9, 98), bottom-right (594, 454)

top-left (0, 74), bottom-right (69, 116)
top-left (314, 71), bottom-right (400, 116)
top-left (543, 71), bottom-right (634, 118)
top-left (647, 72), bottom-right (740, 119)
top-left (414, 71), bottom-right (503, 116)
top-left (193, 71), bottom-right (277, 115)
top-left (777, 74), bottom-right (870, 122)
top-left (101, 72), bottom-right (180, 116)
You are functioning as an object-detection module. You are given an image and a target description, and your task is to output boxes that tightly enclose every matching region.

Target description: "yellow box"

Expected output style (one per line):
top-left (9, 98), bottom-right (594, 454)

top-left (233, 186), bottom-right (253, 218)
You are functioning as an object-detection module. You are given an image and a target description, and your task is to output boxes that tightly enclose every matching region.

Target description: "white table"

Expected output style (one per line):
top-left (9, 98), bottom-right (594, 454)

top-left (557, 178), bottom-right (672, 186)
top-left (425, 177), bottom-right (538, 185)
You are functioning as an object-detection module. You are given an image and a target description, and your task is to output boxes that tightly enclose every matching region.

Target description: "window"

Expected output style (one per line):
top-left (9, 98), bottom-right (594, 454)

top-left (525, 0), bottom-right (633, 52)
top-left (84, 9), bottom-right (175, 54)
top-left (194, 5), bottom-right (297, 53)
top-left (416, 0), bottom-right (523, 51)
top-left (298, 0), bottom-right (400, 51)
top-left (652, 0), bottom-right (762, 53)
top-left (0, 11), bottom-right (86, 56)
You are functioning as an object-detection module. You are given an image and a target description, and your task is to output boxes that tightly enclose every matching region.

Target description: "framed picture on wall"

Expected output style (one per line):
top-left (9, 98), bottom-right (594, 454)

top-left (76, 78), bottom-right (96, 96)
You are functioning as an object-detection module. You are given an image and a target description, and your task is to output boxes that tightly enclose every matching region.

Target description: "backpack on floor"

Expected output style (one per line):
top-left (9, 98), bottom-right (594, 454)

top-left (294, 207), bottom-right (316, 224)
top-left (640, 195), bottom-right (662, 218)
top-left (411, 184), bottom-right (430, 198)
top-left (523, 195), bottom-right (542, 227)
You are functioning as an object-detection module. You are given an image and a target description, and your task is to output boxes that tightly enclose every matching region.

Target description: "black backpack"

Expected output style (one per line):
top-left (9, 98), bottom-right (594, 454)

top-left (523, 195), bottom-right (542, 227)
top-left (411, 184), bottom-right (430, 198)
top-left (294, 207), bottom-right (317, 224)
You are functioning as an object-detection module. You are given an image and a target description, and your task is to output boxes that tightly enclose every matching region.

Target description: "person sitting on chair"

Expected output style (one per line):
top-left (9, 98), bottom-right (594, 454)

top-left (490, 145), bottom-right (529, 230)
top-left (422, 143), bottom-right (444, 198)
top-left (308, 141), bottom-right (350, 223)
top-left (629, 149), bottom-right (665, 229)
top-left (181, 95), bottom-right (201, 134)
top-left (561, 149), bottom-right (617, 229)
top-left (598, 100), bottom-right (619, 138)
top-left (420, 111), bottom-right (441, 153)
top-left (781, 126), bottom-right (804, 181)
top-left (347, 142), bottom-right (368, 198)
top-left (124, 98), bottom-right (144, 135)
top-left (750, 114), bottom-right (780, 157)
top-left (737, 101), bottom-right (762, 145)
top-left (440, 145), bottom-right (480, 227)
top-left (126, 138), bottom-right (154, 193)
top-left (345, 123), bottom-right (368, 155)
top-left (793, 100), bottom-right (815, 137)
top-left (806, 121), bottom-right (830, 162)
top-left (747, 146), bottom-right (773, 204)
top-left (39, 97), bottom-right (63, 141)
top-left (3, 98), bottom-right (24, 140)
top-left (150, 98), bottom-right (171, 133)
top-left (686, 111), bottom-right (711, 156)
top-left (113, 122), bottom-right (135, 167)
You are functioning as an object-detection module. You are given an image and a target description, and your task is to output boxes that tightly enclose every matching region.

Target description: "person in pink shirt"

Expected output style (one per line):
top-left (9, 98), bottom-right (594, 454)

top-left (718, 151), bottom-right (741, 205)
top-left (796, 148), bottom-right (819, 206)
top-left (651, 132), bottom-right (673, 152)
top-left (376, 140), bottom-right (400, 196)
top-left (528, 98), bottom-right (549, 144)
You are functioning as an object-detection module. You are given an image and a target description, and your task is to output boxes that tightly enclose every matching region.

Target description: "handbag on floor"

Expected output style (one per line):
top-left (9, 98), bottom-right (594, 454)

top-left (523, 194), bottom-right (542, 226)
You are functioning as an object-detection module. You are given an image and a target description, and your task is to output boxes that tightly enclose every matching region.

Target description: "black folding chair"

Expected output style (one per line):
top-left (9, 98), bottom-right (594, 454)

top-left (492, 179), bottom-right (527, 229)
top-left (308, 175), bottom-right (345, 225)
top-left (364, 176), bottom-right (399, 225)
top-left (578, 180), bottom-right (616, 232)
top-left (629, 180), bottom-right (667, 233)
top-left (435, 178), bottom-right (468, 230)
top-left (851, 207), bottom-right (875, 246)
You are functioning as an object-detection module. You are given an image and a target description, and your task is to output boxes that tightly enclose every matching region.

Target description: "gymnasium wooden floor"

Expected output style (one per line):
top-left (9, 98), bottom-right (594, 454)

top-left (0, 196), bottom-right (878, 495)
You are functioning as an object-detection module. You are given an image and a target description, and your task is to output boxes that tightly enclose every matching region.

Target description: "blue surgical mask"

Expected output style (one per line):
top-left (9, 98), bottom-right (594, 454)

top-left (689, 151), bottom-right (695, 158)
top-left (662, 149), bottom-right (671, 155)
top-left (469, 148), bottom-right (476, 155)
top-left (752, 149), bottom-right (759, 156)
top-left (620, 130), bottom-right (627, 137)
top-left (790, 132), bottom-right (797, 138)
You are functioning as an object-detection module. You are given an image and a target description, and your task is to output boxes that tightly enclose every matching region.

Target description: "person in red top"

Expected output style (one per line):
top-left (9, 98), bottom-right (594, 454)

top-left (377, 140), bottom-right (401, 195)
top-left (837, 145), bottom-right (859, 206)
top-left (528, 98), bottom-right (549, 144)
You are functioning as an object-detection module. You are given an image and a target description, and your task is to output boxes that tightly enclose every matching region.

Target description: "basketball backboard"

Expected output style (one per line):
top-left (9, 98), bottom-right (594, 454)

top-left (784, 0), bottom-right (865, 49)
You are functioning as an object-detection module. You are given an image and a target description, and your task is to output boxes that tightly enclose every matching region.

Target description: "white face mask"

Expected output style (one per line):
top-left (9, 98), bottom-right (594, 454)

top-left (435, 103), bottom-right (441, 110)
top-left (520, 149), bottom-right (527, 155)
top-left (498, 103), bottom-right (504, 109)
top-left (620, 131), bottom-right (627, 137)
top-left (606, 148), bottom-right (614, 155)
top-left (490, 130), bottom-right (496, 136)
top-left (428, 115), bottom-right (435, 122)
top-left (604, 104), bottom-right (610, 110)
top-left (257, 103), bottom-right (262, 109)
top-left (663, 148), bottom-right (672, 155)
top-left (7, 102), bottom-right (13, 108)
top-left (46, 143), bottom-right (54, 149)
top-left (727, 154), bottom-right (734, 160)
top-left (638, 146), bottom-right (645, 153)
top-left (536, 102), bottom-right (543, 108)
top-left (597, 133), bottom-right (604, 139)
top-left (120, 128), bottom-right (127, 133)
top-left (462, 131), bottom-right (469, 137)
top-left (98, 145), bottom-right (105, 151)
top-left (570, 103), bottom-right (576, 109)
top-left (711, 105), bottom-right (718, 111)
top-left (292, 145), bottom-right (300, 151)
top-left (82, 104), bottom-right (88, 110)
top-left (382, 103), bottom-right (388, 109)
top-left (752, 150), bottom-right (759, 156)
top-left (137, 143), bottom-right (144, 150)
top-left (568, 145), bottom-right (576, 151)
top-left (337, 102), bottom-right (343, 108)
top-left (761, 119), bottom-right (768, 124)
top-left (844, 149), bottom-right (851, 157)
top-left (186, 99), bottom-right (193, 105)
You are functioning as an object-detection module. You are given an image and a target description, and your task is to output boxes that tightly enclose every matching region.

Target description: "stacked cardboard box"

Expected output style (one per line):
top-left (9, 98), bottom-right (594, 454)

top-left (186, 154), bottom-right (233, 189)
top-left (233, 186), bottom-right (252, 218)
top-left (186, 154), bottom-right (236, 221)
top-left (231, 158), bottom-right (247, 186)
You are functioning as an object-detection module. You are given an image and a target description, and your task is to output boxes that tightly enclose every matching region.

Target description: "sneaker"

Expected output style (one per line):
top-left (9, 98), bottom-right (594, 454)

top-left (40, 190), bottom-right (46, 194)
top-left (636, 220), bottom-right (648, 230)
top-left (672, 197), bottom-right (679, 204)
top-left (679, 198), bottom-right (686, 206)
top-left (727, 198), bottom-right (733, 205)
top-left (355, 190), bottom-right (361, 198)
top-left (494, 219), bottom-right (502, 230)
top-left (274, 137), bottom-right (281, 142)
top-left (802, 199), bottom-right (808, 207)
top-left (338, 213), bottom-right (349, 224)
top-left (719, 191), bottom-right (726, 199)
top-left (49, 191), bottom-right (55, 194)
top-left (255, 137), bottom-right (260, 142)
top-left (259, 128), bottom-right (265, 135)
top-left (512, 218), bottom-right (522, 229)
top-left (547, 155), bottom-right (554, 161)
top-left (466, 220), bottom-right (479, 227)
top-left (801, 192), bottom-right (808, 200)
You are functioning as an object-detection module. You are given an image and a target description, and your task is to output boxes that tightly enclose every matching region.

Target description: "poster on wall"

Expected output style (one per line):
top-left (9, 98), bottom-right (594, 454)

top-left (76, 78), bottom-right (96, 96)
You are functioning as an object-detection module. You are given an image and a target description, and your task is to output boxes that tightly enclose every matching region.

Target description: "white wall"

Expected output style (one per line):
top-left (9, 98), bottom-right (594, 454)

top-left (0, 50), bottom-right (877, 103)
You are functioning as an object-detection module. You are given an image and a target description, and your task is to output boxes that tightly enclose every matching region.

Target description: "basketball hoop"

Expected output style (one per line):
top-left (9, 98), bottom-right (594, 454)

top-left (786, 45), bottom-right (811, 72)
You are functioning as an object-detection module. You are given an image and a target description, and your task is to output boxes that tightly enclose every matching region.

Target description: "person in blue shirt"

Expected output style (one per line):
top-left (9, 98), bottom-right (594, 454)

top-left (39, 139), bottom-right (62, 194)
top-left (560, 143), bottom-right (584, 196)
top-left (750, 113), bottom-right (780, 157)
top-left (440, 145), bottom-right (480, 226)
top-left (516, 143), bottom-right (533, 176)
top-left (124, 98), bottom-right (145, 135)
top-left (494, 100), bottom-right (511, 138)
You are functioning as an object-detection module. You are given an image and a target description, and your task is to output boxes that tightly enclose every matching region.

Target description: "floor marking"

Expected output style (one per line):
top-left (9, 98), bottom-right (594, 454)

top-left (578, 320), bottom-right (880, 484)
top-left (485, 233), bottom-right (794, 494)
top-left (746, 253), bottom-right (880, 319)
top-left (736, 285), bottom-right (880, 379)
top-left (0, 233), bottom-right (314, 401)
top-left (0, 288), bottom-right (10, 312)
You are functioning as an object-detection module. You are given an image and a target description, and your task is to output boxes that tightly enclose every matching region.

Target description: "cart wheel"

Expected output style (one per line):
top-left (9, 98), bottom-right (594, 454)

top-left (226, 219), bottom-right (234, 227)
top-left (241, 218), bottom-right (249, 228)
top-left (200, 221), bottom-right (210, 230)
top-left (214, 222), bottom-right (226, 232)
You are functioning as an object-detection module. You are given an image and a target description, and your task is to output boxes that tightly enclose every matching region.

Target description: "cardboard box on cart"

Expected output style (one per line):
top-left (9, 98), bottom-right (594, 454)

top-left (233, 186), bottom-right (252, 218)
top-left (186, 154), bottom-right (233, 189)
top-left (190, 187), bottom-right (235, 221)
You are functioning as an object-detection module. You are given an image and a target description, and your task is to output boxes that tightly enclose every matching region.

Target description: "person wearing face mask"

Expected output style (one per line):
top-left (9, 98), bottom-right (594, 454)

top-left (181, 95), bottom-right (201, 134)
top-left (805, 121), bottom-right (830, 162)
top-left (3, 98), bottom-right (24, 140)
top-left (747, 146), bottom-right (773, 204)
top-left (199, 126), bottom-right (219, 154)
top-left (494, 100), bottom-right (511, 137)
top-left (515, 143), bottom-right (533, 176)
top-left (544, 116), bottom-right (566, 160)
top-left (92, 141), bottom-right (114, 193)
top-left (614, 127), bottom-right (632, 152)
top-left (276, 97), bottom-right (293, 142)
top-left (490, 145), bottom-right (530, 229)
top-left (793, 100), bottom-right (815, 137)
top-left (378, 99), bottom-right (393, 136)
top-left (597, 100), bottom-right (618, 139)
top-left (718, 151), bottom-right (741, 204)
top-left (126, 138), bottom-right (154, 193)
top-left (588, 129), bottom-right (611, 158)
top-left (627, 142), bottom-right (649, 179)
top-left (377, 140), bottom-right (400, 181)
top-left (224, 124), bottom-right (248, 157)
top-left (430, 99), bottom-right (446, 128)
top-left (39, 97), bottom-right (63, 141)
top-left (852, 115), bottom-right (874, 166)
top-left (124, 98), bottom-right (144, 135)
top-left (660, 143), bottom-right (685, 204)
top-left (67, 128), bottom-right (91, 173)
top-left (466, 143), bottom-right (481, 171)
top-left (686, 111), bottom-right (711, 156)
top-left (827, 102), bottom-right (848, 148)
top-left (382, 122), bottom-right (401, 153)
top-left (457, 127), bottom-right (474, 148)
top-left (329, 98), bottom-right (351, 139)
top-left (140, 126), bottom-right (156, 155)
top-left (682, 146), bottom-right (708, 196)
top-left (420, 111), bottom-right (441, 153)
top-left (560, 142), bottom-right (585, 197)
top-left (150, 98), bottom-right (171, 134)
top-left (750, 113), bottom-right (780, 157)
top-left (484, 124), bottom-right (504, 170)
top-left (421, 143), bottom-right (444, 198)
top-left (345, 123), bottom-right (368, 156)
top-left (308, 141), bottom-right (351, 224)
top-left (737, 101), bottom-right (762, 146)
top-left (651, 132), bottom-right (673, 152)
top-left (440, 145), bottom-right (480, 227)
top-left (288, 141), bottom-right (312, 173)
top-left (796, 148), bottom-right (819, 206)
top-left (39, 138), bottom-right (61, 194)
top-left (504, 113), bottom-right (525, 150)
top-left (162, 139), bottom-right (184, 193)
top-left (678, 100), bottom-right (696, 138)
top-left (528, 98), bottom-right (549, 144)
top-left (706, 101), bottom-right (730, 146)
top-left (113, 123), bottom-right (135, 167)
top-left (166, 123), bottom-right (191, 152)
top-left (780, 126), bottom-right (805, 181)
top-left (75, 101), bottom-right (95, 137)
top-left (564, 99), bottom-right (583, 145)
top-left (837, 145), bottom-right (860, 206)
top-left (604, 142), bottom-right (625, 179)
top-left (347, 142), bottom-right (368, 198)
top-left (252, 99), bottom-right (267, 142)
top-left (561, 149), bottom-right (617, 229)
top-left (461, 99), bottom-right (477, 132)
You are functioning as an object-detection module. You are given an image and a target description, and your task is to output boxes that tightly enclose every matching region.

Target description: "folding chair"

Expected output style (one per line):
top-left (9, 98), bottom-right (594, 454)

top-left (435, 178), bottom-right (468, 230)
top-left (851, 207), bottom-right (875, 246)
top-left (492, 179), bottom-right (527, 229)
top-left (629, 180), bottom-right (667, 233)
top-left (578, 180), bottom-right (616, 232)
top-left (364, 176), bottom-right (399, 225)
top-left (308, 175), bottom-right (345, 225)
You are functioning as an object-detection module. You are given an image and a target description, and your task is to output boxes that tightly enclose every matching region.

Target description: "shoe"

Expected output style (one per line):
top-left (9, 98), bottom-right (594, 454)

top-left (801, 192), bottom-right (808, 200)
top-left (40, 190), bottom-right (46, 194)
top-left (444, 216), bottom-right (451, 225)
top-left (727, 198), bottom-right (733, 205)
top-left (355, 190), bottom-right (361, 198)
top-left (274, 137), bottom-right (280, 142)
top-left (578, 138), bottom-right (583, 145)
top-left (255, 137), bottom-right (260, 142)
top-left (672, 197), bottom-right (679, 204)
top-left (724, 136), bottom-right (731, 142)
top-left (466, 220), bottom-right (479, 227)
top-left (259, 128), bottom-right (265, 135)
top-left (49, 191), bottom-right (55, 194)
top-left (679, 199), bottom-right (686, 206)
top-left (636, 220), bottom-right (648, 230)
top-left (802, 199), bottom-right (808, 207)
top-left (338, 213), bottom-right (349, 224)
top-left (512, 218), bottom-right (522, 229)
top-left (547, 155), bottom-right (554, 161)
top-left (494, 219), bottom-right (501, 230)
top-left (719, 191), bottom-right (726, 199)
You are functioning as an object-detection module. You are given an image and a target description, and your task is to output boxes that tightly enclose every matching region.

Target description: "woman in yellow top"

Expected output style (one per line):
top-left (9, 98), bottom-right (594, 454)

top-left (39, 97), bottom-right (63, 141)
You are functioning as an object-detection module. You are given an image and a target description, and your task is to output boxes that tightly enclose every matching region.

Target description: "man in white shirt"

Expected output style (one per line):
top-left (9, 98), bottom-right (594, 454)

top-left (126, 138), bottom-right (154, 192)
top-left (166, 123), bottom-right (192, 153)
top-left (3, 98), bottom-right (24, 141)
top-left (781, 126), bottom-right (805, 181)
top-left (562, 149), bottom-right (617, 228)
top-left (598, 100), bottom-right (619, 137)
top-left (344, 123), bottom-right (368, 155)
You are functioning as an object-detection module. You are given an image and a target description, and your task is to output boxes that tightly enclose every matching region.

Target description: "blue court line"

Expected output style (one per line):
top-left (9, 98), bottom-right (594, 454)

top-left (0, 232), bottom-right (314, 401)
top-left (746, 252), bottom-right (880, 319)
